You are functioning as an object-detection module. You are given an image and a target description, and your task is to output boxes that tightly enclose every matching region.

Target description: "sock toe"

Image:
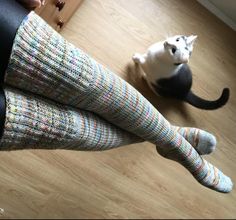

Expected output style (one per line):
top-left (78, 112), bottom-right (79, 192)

top-left (216, 170), bottom-right (233, 193)
top-left (197, 132), bottom-right (217, 155)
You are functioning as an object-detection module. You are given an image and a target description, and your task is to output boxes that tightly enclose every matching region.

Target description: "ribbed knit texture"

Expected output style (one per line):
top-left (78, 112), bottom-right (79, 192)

top-left (172, 126), bottom-right (216, 155)
top-left (0, 88), bottom-right (142, 151)
top-left (4, 12), bottom-right (233, 192)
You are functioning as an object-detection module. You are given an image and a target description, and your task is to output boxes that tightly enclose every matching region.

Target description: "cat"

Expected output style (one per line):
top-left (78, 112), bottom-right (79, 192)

top-left (132, 35), bottom-right (229, 110)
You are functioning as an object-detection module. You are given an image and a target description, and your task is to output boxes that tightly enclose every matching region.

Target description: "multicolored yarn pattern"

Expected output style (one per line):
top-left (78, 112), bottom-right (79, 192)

top-left (4, 12), bottom-right (233, 192)
top-left (0, 88), bottom-right (142, 151)
top-left (173, 126), bottom-right (216, 155)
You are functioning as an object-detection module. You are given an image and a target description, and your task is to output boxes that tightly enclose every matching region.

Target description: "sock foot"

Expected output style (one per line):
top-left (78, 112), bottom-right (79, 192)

top-left (200, 159), bottom-right (233, 193)
top-left (174, 126), bottom-right (216, 155)
top-left (156, 144), bottom-right (233, 193)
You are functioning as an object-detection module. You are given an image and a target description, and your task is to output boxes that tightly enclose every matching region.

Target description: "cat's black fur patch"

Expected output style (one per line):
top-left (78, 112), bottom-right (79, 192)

top-left (152, 64), bottom-right (192, 99)
top-left (151, 64), bottom-right (230, 110)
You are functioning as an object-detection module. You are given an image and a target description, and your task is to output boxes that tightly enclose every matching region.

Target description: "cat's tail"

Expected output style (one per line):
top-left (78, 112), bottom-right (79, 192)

top-left (184, 88), bottom-right (230, 110)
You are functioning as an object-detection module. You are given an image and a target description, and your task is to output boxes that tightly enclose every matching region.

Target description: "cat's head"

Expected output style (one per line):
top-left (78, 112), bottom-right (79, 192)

top-left (163, 35), bottom-right (197, 65)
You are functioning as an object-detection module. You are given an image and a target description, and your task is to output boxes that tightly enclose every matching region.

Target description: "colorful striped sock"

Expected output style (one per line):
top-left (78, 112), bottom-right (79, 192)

top-left (156, 145), bottom-right (232, 193)
top-left (0, 87), bottom-right (142, 151)
top-left (4, 12), bottom-right (233, 192)
top-left (173, 126), bottom-right (216, 155)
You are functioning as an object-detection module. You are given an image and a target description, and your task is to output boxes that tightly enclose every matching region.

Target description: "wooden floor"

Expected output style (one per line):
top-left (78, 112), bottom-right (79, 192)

top-left (1, 0), bottom-right (236, 218)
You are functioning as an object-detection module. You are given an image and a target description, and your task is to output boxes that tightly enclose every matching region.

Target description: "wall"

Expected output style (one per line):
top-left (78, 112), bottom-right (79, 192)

top-left (197, 0), bottom-right (236, 30)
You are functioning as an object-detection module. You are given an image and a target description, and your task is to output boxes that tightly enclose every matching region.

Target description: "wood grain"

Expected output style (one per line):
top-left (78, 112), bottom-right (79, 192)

top-left (0, 0), bottom-right (236, 218)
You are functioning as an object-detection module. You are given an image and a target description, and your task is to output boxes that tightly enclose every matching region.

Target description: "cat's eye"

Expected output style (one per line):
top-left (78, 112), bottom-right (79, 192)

top-left (172, 47), bottom-right (176, 54)
top-left (176, 38), bottom-right (180, 42)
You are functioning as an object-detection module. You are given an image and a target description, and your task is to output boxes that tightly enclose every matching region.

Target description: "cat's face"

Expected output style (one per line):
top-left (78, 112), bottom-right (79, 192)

top-left (163, 35), bottom-right (197, 65)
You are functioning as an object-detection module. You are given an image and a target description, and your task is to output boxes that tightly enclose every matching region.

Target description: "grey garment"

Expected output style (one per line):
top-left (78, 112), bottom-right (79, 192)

top-left (0, 87), bottom-right (142, 151)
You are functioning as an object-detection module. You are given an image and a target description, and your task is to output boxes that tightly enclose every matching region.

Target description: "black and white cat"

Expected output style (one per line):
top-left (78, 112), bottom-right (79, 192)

top-left (132, 35), bottom-right (229, 110)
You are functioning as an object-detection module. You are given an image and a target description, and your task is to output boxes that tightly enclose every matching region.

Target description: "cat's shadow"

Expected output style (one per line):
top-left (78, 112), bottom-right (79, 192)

top-left (125, 63), bottom-right (197, 125)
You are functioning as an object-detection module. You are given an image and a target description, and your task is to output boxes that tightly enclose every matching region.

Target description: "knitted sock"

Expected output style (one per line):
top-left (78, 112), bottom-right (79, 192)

top-left (4, 12), bottom-right (233, 192)
top-left (0, 87), bottom-right (142, 151)
top-left (173, 126), bottom-right (216, 155)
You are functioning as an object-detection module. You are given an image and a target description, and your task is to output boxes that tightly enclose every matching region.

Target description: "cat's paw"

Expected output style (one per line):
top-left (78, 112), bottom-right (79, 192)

top-left (132, 53), bottom-right (143, 64)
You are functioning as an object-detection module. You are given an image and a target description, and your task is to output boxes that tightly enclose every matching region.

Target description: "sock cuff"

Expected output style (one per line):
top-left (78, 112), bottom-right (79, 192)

top-left (5, 11), bottom-right (94, 106)
top-left (0, 87), bottom-right (78, 150)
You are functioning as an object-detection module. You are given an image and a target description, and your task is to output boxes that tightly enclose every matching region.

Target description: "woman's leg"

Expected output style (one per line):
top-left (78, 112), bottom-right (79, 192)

top-left (0, 87), bottom-right (142, 151)
top-left (4, 12), bottom-right (232, 192)
top-left (0, 86), bottom-right (216, 153)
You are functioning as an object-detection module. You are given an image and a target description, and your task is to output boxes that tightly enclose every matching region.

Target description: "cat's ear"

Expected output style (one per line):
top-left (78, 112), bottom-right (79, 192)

top-left (164, 41), bottom-right (174, 49)
top-left (187, 35), bottom-right (197, 46)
